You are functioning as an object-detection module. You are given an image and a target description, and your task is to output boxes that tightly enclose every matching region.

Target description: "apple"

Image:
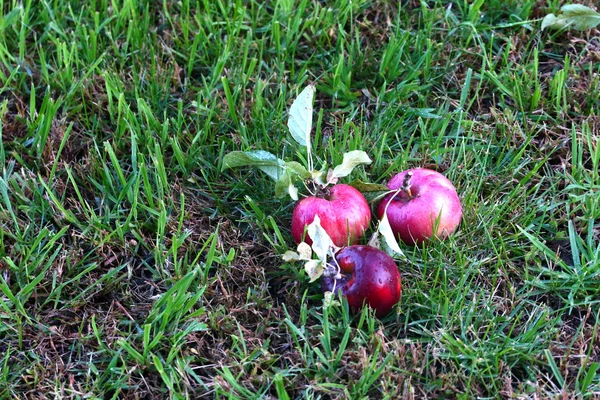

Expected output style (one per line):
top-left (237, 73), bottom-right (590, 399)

top-left (377, 168), bottom-right (462, 245)
top-left (322, 245), bottom-right (401, 317)
top-left (291, 184), bottom-right (371, 248)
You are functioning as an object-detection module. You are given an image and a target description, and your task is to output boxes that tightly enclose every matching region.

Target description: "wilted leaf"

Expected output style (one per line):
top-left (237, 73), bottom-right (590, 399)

top-left (312, 169), bottom-right (328, 187)
top-left (379, 213), bottom-right (404, 258)
top-left (283, 251), bottom-right (300, 261)
top-left (542, 4), bottom-right (600, 31)
top-left (288, 184), bottom-right (299, 200)
top-left (222, 150), bottom-right (284, 181)
top-left (288, 85), bottom-right (315, 148)
top-left (305, 259), bottom-right (323, 282)
top-left (325, 169), bottom-right (339, 186)
top-left (306, 215), bottom-right (334, 262)
top-left (283, 242), bottom-right (313, 262)
top-left (331, 150), bottom-right (372, 179)
top-left (367, 231), bottom-right (381, 249)
top-left (297, 242), bottom-right (312, 260)
top-left (323, 291), bottom-right (341, 309)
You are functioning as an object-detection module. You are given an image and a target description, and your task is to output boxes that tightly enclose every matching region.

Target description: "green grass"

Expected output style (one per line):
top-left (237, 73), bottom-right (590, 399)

top-left (1, 0), bottom-right (600, 398)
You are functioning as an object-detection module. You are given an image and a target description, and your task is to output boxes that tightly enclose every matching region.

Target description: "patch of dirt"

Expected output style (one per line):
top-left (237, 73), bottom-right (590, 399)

top-left (1, 94), bottom-right (28, 141)
top-left (184, 221), bottom-right (305, 395)
top-left (548, 306), bottom-right (600, 389)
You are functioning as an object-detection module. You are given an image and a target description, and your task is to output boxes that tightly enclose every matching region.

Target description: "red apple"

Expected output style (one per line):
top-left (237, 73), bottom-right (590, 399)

top-left (291, 184), bottom-right (371, 248)
top-left (322, 245), bottom-right (401, 317)
top-left (377, 168), bottom-right (462, 245)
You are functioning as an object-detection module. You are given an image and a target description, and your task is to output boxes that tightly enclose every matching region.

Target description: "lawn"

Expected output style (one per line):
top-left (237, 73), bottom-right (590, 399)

top-left (1, 0), bottom-right (600, 398)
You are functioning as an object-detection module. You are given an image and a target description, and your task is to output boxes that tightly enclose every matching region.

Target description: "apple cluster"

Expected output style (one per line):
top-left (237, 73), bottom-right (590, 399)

top-left (292, 168), bottom-right (462, 317)
top-left (223, 86), bottom-right (462, 317)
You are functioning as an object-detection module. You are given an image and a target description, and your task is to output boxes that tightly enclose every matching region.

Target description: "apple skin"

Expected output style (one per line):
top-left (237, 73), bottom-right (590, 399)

top-left (322, 245), bottom-right (402, 317)
top-left (291, 184), bottom-right (371, 248)
top-left (377, 168), bottom-right (462, 246)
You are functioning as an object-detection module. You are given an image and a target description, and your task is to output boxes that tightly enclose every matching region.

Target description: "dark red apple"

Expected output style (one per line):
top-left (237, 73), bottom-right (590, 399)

top-left (291, 184), bottom-right (371, 248)
top-left (377, 168), bottom-right (462, 245)
top-left (322, 245), bottom-right (401, 317)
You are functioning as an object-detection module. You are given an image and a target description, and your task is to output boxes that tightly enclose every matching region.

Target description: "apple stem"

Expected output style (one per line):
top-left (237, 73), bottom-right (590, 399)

top-left (324, 260), bottom-right (341, 279)
top-left (304, 179), bottom-right (317, 197)
top-left (401, 172), bottom-right (414, 199)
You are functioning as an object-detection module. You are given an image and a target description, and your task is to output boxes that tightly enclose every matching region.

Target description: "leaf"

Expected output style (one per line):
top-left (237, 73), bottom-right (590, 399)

top-left (284, 161), bottom-right (311, 179)
top-left (330, 150), bottom-right (372, 179)
top-left (0, 5), bottom-right (21, 30)
top-left (306, 215), bottom-right (333, 262)
top-left (287, 84), bottom-right (315, 148)
top-left (304, 259), bottom-right (323, 282)
top-left (348, 180), bottom-right (390, 193)
top-left (222, 150), bottom-right (284, 181)
top-left (542, 4), bottom-right (600, 31)
top-left (303, 215), bottom-right (341, 282)
top-left (282, 242), bottom-right (312, 262)
top-left (274, 171), bottom-right (299, 200)
top-left (562, 4), bottom-right (600, 15)
top-left (413, 108), bottom-right (441, 119)
top-left (541, 14), bottom-right (562, 30)
top-left (283, 251), bottom-right (300, 262)
top-left (273, 162), bottom-right (310, 200)
top-left (348, 179), bottom-right (391, 203)
top-left (323, 291), bottom-right (341, 309)
top-left (297, 242), bottom-right (312, 260)
top-left (311, 169), bottom-right (328, 187)
top-left (274, 171), bottom-right (290, 197)
top-left (378, 213), bottom-right (404, 258)
top-left (288, 184), bottom-right (299, 201)
top-left (367, 231), bottom-right (381, 249)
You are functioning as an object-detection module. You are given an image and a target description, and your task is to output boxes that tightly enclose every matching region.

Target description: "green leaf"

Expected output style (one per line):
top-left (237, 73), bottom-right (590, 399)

top-left (284, 161), bottom-right (311, 179)
top-left (272, 161), bottom-right (310, 200)
top-left (542, 4), bottom-right (600, 31)
top-left (0, 6), bottom-right (21, 31)
top-left (274, 171), bottom-right (298, 200)
top-left (348, 179), bottom-right (391, 203)
top-left (348, 179), bottom-right (389, 192)
top-left (274, 374), bottom-right (291, 400)
top-left (541, 14), bottom-right (563, 30)
top-left (287, 84), bottom-right (315, 148)
top-left (222, 150), bottom-right (284, 181)
top-left (330, 150), bottom-right (372, 179)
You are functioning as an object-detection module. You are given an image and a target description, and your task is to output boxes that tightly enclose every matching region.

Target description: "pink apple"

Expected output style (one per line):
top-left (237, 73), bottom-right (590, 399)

top-left (322, 245), bottom-right (402, 317)
top-left (377, 168), bottom-right (462, 245)
top-left (291, 184), bottom-right (371, 248)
